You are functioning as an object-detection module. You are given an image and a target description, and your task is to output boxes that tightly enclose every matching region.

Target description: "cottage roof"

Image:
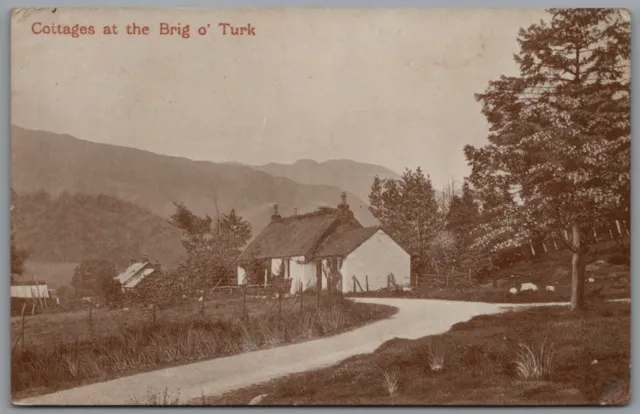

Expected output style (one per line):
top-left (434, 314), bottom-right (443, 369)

top-left (238, 210), bottom-right (348, 261)
top-left (11, 284), bottom-right (50, 299)
top-left (115, 262), bottom-right (149, 285)
top-left (313, 226), bottom-right (380, 258)
top-left (123, 267), bottom-right (155, 289)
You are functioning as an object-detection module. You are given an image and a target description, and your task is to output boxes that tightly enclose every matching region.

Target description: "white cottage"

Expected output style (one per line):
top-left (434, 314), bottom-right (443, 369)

top-left (236, 193), bottom-right (411, 294)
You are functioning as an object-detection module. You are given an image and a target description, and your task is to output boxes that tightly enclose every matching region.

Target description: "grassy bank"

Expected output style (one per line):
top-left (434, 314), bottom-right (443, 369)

top-left (204, 300), bottom-right (630, 405)
top-left (12, 296), bottom-right (396, 400)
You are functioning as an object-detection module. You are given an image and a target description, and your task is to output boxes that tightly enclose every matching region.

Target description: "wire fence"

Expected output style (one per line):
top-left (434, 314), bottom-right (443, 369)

top-left (11, 280), bottom-right (326, 354)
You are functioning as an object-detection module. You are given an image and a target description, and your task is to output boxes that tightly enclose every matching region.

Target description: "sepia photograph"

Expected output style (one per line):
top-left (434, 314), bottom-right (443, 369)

top-left (9, 7), bottom-right (631, 406)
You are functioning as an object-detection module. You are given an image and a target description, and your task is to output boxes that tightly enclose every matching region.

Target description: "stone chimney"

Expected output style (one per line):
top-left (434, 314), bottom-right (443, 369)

top-left (141, 254), bottom-right (149, 263)
top-left (153, 260), bottom-right (162, 273)
top-left (271, 204), bottom-right (282, 222)
top-left (338, 191), bottom-right (350, 212)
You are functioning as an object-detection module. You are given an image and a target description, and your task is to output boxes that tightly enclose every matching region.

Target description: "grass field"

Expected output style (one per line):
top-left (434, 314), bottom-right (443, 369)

top-left (11, 294), bottom-right (396, 400)
top-left (12, 294), bottom-right (319, 349)
top-left (203, 300), bottom-right (630, 405)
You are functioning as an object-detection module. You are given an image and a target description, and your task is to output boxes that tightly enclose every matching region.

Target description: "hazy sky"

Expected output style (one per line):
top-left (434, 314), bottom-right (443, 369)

top-left (11, 8), bottom-right (549, 189)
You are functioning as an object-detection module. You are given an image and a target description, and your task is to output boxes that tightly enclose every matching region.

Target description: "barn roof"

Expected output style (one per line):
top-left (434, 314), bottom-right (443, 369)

top-left (313, 226), bottom-right (380, 258)
top-left (238, 210), bottom-right (343, 261)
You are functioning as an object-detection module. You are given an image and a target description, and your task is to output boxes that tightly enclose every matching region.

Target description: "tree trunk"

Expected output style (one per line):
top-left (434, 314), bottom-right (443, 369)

top-left (570, 222), bottom-right (586, 311)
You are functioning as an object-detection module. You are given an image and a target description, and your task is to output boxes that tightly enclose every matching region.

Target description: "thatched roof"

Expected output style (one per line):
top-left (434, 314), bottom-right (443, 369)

top-left (239, 209), bottom-right (362, 261)
top-left (312, 226), bottom-right (380, 258)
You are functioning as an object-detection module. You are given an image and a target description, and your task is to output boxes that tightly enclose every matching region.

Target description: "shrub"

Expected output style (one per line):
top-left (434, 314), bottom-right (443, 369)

top-left (514, 339), bottom-right (554, 381)
top-left (381, 369), bottom-right (399, 396)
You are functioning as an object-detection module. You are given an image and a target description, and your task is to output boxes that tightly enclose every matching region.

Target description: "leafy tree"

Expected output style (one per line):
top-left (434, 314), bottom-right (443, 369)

top-left (369, 168), bottom-right (443, 273)
top-left (169, 203), bottom-right (252, 288)
top-left (466, 9), bottom-right (630, 310)
top-left (71, 259), bottom-right (117, 297)
top-left (102, 278), bottom-right (124, 308)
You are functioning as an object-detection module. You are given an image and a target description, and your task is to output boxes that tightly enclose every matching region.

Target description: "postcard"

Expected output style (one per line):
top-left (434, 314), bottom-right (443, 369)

top-left (10, 7), bottom-right (631, 406)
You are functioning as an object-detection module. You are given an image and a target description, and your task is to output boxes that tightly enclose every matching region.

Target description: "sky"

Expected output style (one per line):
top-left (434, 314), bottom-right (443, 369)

top-left (11, 8), bottom-right (549, 189)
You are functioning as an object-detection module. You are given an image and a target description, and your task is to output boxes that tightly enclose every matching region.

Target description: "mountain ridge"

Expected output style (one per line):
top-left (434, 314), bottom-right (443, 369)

top-left (11, 126), bottom-right (382, 250)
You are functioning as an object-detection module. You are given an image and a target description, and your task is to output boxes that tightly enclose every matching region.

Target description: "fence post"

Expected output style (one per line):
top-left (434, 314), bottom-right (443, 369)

top-left (242, 283), bottom-right (247, 320)
top-left (365, 275), bottom-right (369, 291)
top-left (278, 284), bottom-right (283, 319)
top-left (353, 276), bottom-right (356, 293)
top-left (88, 302), bottom-right (93, 340)
top-left (300, 281), bottom-right (303, 312)
top-left (21, 303), bottom-right (26, 354)
top-left (387, 274), bottom-right (391, 291)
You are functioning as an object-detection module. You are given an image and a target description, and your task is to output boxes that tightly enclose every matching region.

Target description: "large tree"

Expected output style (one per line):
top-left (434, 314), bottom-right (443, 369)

top-left (369, 168), bottom-right (444, 273)
top-left (71, 259), bottom-right (117, 297)
top-left (169, 203), bottom-right (252, 288)
top-left (446, 181), bottom-right (481, 270)
top-left (466, 9), bottom-right (630, 310)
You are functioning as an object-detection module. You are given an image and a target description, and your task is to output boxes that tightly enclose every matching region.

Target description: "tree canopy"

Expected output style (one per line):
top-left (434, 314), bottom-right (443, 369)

top-left (169, 202), bottom-right (252, 288)
top-left (369, 168), bottom-right (445, 272)
top-left (466, 9), bottom-right (630, 309)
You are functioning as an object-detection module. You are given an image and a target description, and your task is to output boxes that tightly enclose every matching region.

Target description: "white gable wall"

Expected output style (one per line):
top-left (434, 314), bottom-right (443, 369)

top-left (340, 229), bottom-right (410, 293)
top-left (289, 256), bottom-right (317, 294)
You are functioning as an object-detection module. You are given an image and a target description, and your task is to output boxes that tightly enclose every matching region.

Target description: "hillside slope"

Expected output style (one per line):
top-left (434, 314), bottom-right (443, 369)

top-left (11, 191), bottom-right (185, 270)
top-left (11, 126), bottom-right (377, 235)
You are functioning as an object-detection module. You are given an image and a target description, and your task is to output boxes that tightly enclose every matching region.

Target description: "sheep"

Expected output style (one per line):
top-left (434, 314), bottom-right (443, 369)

top-left (123, 307), bottom-right (129, 311)
top-left (509, 287), bottom-right (518, 295)
top-left (520, 282), bottom-right (538, 292)
top-left (197, 296), bottom-right (204, 302)
top-left (588, 277), bottom-right (595, 283)
top-left (545, 285), bottom-right (555, 292)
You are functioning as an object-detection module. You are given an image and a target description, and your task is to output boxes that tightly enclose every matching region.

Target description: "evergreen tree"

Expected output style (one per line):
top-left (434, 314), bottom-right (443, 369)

top-left (169, 203), bottom-right (252, 288)
top-left (466, 9), bottom-right (630, 310)
top-left (369, 168), bottom-right (443, 272)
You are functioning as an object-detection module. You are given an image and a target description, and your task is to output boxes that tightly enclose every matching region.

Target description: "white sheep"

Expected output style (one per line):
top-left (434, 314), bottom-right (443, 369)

top-left (545, 285), bottom-right (555, 292)
top-left (520, 282), bottom-right (538, 292)
top-left (182, 294), bottom-right (187, 299)
top-left (198, 296), bottom-right (203, 302)
top-left (509, 287), bottom-right (518, 295)
top-left (588, 277), bottom-right (595, 283)
top-left (123, 307), bottom-right (129, 311)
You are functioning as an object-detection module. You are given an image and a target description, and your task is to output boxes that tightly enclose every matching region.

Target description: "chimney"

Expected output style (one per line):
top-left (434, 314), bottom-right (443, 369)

top-left (293, 208), bottom-right (298, 216)
top-left (141, 254), bottom-right (149, 263)
top-left (271, 204), bottom-right (282, 222)
top-left (338, 191), bottom-right (350, 211)
top-left (153, 260), bottom-right (162, 273)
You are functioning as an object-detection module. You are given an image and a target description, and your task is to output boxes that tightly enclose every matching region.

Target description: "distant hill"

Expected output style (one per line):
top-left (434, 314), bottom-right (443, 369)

top-left (253, 159), bottom-right (401, 203)
top-left (11, 126), bottom-right (378, 242)
top-left (11, 191), bottom-right (185, 271)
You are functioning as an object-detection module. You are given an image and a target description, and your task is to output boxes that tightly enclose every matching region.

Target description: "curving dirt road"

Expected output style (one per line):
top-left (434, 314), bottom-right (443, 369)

top-left (15, 298), bottom-right (577, 406)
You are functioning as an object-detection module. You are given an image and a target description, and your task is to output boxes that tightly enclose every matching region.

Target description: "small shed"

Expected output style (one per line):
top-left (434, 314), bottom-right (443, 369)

top-left (114, 257), bottom-right (162, 293)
